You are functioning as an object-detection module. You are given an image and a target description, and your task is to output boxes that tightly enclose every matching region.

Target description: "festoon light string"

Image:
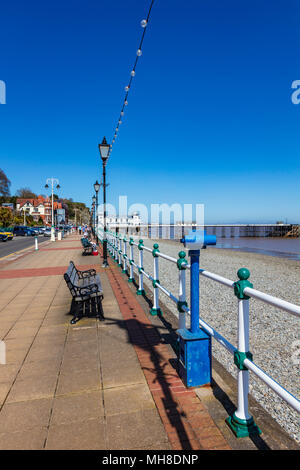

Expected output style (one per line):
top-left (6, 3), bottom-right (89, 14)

top-left (109, 0), bottom-right (156, 155)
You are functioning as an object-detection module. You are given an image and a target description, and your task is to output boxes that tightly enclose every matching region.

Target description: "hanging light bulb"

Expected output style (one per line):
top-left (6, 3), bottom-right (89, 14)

top-left (131, 70), bottom-right (136, 77)
top-left (121, 111), bottom-right (124, 116)
top-left (118, 120), bottom-right (122, 124)
top-left (125, 85), bottom-right (130, 92)
top-left (124, 100), bottom-right (128, 106)
top-left (136, 49), bottom-right (142, 57)
top-left (141, 19), bottom-right (147, 28)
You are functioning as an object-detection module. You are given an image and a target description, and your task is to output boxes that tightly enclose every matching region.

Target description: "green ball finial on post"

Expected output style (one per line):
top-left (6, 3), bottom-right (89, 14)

top-left (234, 268), bottom-right (253, 300)
top-left (177, 251), bottom-right (187, 270)
top-left (237, 268), bottom-right (250, 281)
top-left (152, 243), bottom-right (160, 257)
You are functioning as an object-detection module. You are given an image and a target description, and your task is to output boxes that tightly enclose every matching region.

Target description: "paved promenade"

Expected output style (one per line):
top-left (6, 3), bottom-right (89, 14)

top-left (0, 234), bottom-right (297, 450)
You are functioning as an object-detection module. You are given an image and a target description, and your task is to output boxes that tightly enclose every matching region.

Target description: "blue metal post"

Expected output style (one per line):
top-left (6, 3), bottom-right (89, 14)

top-left (189, 249), bottom-right (200, 334)
top-left (176, 230), bottom-right (216, 388)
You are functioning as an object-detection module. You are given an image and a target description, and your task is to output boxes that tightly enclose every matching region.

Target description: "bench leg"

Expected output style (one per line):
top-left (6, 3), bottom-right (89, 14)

top-left (69, 298), bottom-right (76, 315)
top-left (70, 301), bottom-right (83, 324)
top-left (96, 296), bottom-right (105, 321)
top-left (90, 298), bottom-right (97, 317)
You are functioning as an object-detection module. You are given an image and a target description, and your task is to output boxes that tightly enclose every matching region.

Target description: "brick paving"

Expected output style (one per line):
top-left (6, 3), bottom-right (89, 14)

top-left (0, 234), bottom-right (231, 450)
top-left (106, 263), bottom-right (230, 450)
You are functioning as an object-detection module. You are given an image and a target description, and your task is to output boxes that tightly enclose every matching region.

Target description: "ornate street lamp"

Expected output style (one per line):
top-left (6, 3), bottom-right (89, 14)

top-left (45, 178), bottom-right (60, 241)
top-left (98, 137), bottom-right (110, 267)
top-left (92, 195), bottom-right (96, 236)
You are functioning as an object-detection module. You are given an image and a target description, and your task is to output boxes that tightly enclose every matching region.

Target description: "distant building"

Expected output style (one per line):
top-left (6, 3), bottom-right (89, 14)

top-left (98, 211), bottom-right (142, 234)
top-left (16, 196), bottom-right (68, 225)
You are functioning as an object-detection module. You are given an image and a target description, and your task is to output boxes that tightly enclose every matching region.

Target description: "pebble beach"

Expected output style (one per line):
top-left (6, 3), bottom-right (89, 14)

top-left (138, 239), bottom-right (300, 443)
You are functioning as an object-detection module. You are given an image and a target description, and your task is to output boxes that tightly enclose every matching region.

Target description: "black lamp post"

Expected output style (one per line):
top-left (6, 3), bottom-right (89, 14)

top-left (98, 136), bottom-right (110, 267)
top-left (90, 205), bottom-right (93, 229)
top-left (99, 137), bottom-right (110, 268)
top-left (92, 195), bottom-right (96, 236)
top-left (93, 180), bottom-right (100, 245)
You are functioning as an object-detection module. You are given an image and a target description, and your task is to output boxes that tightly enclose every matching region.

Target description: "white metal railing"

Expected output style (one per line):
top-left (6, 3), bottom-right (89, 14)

top-left (97, 226), bottom-right (300, 434)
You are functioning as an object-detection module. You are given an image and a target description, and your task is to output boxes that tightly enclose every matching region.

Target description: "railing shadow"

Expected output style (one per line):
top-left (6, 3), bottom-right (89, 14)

top-left (210, 378), bottom-right (271, 450)
top-left (101, 312), bottom-right (195, 449)
top-left (130, 277), bottom-right (178, 350)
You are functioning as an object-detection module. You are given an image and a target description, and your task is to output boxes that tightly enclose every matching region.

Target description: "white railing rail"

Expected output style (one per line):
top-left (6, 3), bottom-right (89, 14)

top-left (97, 226), bottom-right (300, 434)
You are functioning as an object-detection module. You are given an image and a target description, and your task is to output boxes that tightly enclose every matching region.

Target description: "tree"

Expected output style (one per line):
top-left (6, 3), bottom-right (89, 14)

top-left (13, 215), bottom-right (23, 225)
top-left (0, 207), bottom-right (13, 227)
top-left (25, 214), bottom-right (34, 226)
top-left (0, 169), bottom-right (11, 197)
top-left (16, 187), bottom-right (37, 198)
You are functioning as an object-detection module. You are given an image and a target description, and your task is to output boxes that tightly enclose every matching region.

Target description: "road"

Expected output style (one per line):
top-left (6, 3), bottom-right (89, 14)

top-left (0, 235), bottom-right (49, 259)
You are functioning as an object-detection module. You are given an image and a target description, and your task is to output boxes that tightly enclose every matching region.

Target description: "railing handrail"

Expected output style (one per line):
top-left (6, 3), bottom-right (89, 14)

top-left (97, 225), bottom-right (300, 421)
top-left (100, 227), bottom-right (300, 317)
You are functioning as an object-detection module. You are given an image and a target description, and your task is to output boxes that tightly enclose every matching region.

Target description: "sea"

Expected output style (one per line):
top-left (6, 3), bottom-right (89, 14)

top-left (146, 227), bottom-right (300, 260)
top-left (213, 237), bottom-right (300, 261)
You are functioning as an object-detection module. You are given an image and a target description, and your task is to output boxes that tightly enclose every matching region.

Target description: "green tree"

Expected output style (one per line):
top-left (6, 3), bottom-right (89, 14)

top-left (25, 215), bottom-right (34, 226)
top-left (0, 207), bottom-right (13, 227)
top-left (0, 169), bottom-right (11, 197)
top-left (13, 216), bottom-right (23, 225)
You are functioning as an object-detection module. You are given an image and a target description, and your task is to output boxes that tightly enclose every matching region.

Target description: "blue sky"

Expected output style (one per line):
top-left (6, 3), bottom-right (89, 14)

top-left (0, 0), bottom-right (299, 223)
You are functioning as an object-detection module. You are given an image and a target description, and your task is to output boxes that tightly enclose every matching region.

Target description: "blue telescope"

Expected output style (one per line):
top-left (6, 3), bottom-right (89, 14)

top-left (181, 230), bottom-right (216, 249)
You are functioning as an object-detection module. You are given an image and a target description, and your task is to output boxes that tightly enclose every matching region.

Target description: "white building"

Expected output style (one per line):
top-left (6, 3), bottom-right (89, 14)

top-left (97, 211), bottom-right (142, 234)
top-left (16, 197), bottom-right (52, 224)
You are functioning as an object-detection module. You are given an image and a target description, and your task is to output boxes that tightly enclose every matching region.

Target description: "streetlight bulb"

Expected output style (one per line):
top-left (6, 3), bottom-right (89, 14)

top-left (141, 19), bottom-right (147, 28)
top-left (136, 49), bottom-right (142, 57)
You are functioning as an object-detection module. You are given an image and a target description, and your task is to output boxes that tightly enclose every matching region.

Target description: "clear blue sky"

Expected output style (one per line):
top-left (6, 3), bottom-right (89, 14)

top-left (0, 0), bottom-right (299, 223)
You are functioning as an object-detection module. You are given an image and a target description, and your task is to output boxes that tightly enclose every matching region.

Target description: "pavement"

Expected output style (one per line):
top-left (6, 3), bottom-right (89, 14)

top-left (0, 233), bottom-right (298, 450)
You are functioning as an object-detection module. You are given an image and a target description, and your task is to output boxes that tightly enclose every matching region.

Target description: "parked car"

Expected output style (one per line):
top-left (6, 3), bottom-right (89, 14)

top-left (0, 233), bottom-right (8, 242)
top-left (44, 229), bottom-right (52, 237)
top-left (0, 228), bottom-right (13, 240)
top-left (13, 226), bottom-right (36, 236)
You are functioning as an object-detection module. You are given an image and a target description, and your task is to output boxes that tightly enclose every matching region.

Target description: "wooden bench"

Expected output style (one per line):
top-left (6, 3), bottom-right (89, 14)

top-left (81, 237), bottom-right (93, 255)
top-left (64, 261), bottom-right (104, 324)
